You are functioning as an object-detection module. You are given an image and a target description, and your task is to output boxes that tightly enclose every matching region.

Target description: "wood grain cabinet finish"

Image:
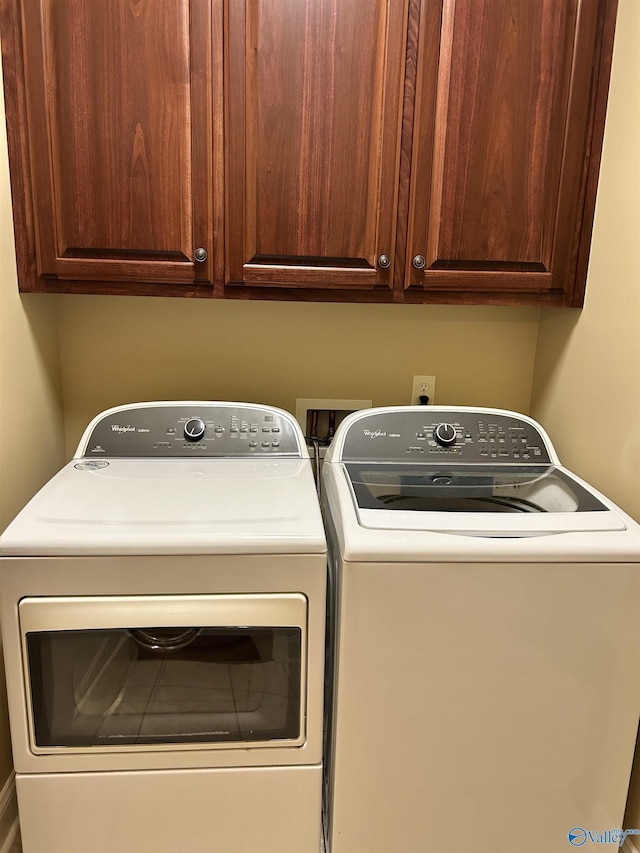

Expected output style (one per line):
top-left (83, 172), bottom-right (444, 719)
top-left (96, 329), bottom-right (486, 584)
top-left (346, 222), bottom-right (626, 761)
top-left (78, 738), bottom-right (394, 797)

top-left (404, 0), bottom-right (616, 305)
top-left (225, 0), bottom-right (407, 292)
top-left (0, 0), bottom-right (617, 305)
top-left (1, 0), bottom-right (223, 295)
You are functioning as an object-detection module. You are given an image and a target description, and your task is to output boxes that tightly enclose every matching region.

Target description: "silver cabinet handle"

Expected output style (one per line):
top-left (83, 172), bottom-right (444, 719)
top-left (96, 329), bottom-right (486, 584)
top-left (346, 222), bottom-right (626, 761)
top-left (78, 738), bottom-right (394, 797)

top-left (378, 254), bottom-right (391, 269)
top-left (194, 247), bottom-right (208, 262)
top-left (412, 255), bottom-right (426, 270)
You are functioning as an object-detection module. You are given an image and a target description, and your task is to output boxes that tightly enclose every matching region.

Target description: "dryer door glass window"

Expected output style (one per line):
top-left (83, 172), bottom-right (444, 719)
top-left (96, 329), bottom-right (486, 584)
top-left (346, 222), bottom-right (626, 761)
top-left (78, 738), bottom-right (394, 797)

top-left (20, 595), bottom-right (307, 751)
top-left (27, 626), bottom-right (301, 748)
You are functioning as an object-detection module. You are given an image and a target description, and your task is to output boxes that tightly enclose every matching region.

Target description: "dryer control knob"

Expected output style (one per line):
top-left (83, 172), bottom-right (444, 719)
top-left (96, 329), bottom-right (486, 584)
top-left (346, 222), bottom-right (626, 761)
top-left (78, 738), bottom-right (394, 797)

top-left (184, 418), bottom-right (206, 442)
top-left (434, 423), bottom-right (457, 447)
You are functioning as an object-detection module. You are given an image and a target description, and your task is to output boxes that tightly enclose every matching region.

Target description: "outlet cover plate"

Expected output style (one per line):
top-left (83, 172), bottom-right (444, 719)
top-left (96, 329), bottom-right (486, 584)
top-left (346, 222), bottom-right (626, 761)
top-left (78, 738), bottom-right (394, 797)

top-left (411, 375), bottom-right (437, 405)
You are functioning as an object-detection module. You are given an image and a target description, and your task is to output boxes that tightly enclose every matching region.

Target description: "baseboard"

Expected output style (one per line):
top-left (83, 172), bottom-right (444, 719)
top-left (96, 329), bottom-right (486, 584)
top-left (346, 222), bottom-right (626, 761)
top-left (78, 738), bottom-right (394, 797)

top-left (0, 772), bottom-right (18, 853)
top-left (623, 836), bottom-right (640, 853)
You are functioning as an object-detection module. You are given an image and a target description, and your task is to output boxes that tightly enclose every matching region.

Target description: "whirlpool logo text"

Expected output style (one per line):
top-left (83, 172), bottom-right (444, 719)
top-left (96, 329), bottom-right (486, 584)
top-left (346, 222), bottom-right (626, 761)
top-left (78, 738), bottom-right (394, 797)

top-left (362, 429), bottom-right (387, 439)
top-left (568, 826), bottom-right (640, 847)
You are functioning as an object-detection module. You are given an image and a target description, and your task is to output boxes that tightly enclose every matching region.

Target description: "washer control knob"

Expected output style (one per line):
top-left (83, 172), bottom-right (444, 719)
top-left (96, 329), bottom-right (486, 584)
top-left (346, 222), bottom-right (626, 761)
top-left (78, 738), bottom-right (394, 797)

top-left (184, 418), bottom-right (206, 442)
top-left (434, 423), bottom-right (457, 446)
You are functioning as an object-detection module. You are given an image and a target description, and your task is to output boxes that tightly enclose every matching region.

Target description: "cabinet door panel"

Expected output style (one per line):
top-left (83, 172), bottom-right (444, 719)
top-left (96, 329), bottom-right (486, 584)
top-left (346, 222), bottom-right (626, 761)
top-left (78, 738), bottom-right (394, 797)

top-left (20, 0), bottom-right (216, 286)
top-left (407, 0), bottom-right (603, 302)
top-left (227, 0), bottom-right (407, 290)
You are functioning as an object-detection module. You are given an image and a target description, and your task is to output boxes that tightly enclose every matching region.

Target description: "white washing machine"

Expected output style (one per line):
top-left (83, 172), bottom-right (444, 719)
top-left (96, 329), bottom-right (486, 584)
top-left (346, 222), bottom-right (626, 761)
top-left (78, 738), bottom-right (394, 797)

top-left (0, 402), bottom-right (326, 853)
top-left (322, 406), bottom-right (640, 853)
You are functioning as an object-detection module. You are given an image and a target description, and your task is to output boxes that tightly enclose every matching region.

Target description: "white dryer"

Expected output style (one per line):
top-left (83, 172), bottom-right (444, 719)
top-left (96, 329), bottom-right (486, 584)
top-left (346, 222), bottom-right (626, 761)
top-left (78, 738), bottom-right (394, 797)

top-left (322, 406), bottom-right (640, 853)
top-left (0, 402), bottom-right (326, 853)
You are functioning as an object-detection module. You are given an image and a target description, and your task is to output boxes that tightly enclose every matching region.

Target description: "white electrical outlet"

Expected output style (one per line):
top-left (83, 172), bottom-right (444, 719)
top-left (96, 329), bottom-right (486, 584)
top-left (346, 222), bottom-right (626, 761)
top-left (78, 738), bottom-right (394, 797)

top-left (411, 375), bottom-right (437, 405)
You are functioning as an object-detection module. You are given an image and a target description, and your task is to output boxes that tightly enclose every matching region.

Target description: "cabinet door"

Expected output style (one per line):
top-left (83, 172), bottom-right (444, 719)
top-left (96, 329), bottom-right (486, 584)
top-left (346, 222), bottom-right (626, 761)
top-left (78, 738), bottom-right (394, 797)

top-left (226, 0), bottom-right (407, 292)
top-left (10, 0), bottom-right (220, 291)
top-left (405, 0), bottom-right (614, 305)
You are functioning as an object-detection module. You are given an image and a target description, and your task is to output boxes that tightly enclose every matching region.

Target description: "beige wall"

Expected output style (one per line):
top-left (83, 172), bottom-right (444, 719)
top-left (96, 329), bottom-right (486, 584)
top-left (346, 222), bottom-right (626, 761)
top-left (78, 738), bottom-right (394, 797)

top-left (0, 62), bottom-right (65, 532)
top-left (0, 52), bottom-right (65, 795)
top-left (531, 0), bottom-right (640, 523)
top-left (56, 296), bottom-right (540, 455)
top-left (531, 0), bottom-right (640, 831)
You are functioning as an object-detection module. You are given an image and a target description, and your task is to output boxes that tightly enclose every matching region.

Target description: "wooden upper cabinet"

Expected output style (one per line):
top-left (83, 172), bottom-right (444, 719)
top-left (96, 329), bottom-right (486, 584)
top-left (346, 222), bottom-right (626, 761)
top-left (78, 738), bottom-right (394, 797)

top-left (3, 0), bottom-right (221, 293)
top-left (225, 0), bottom-right (408, 291)
top-left (405, 0), bottom-right (616, 305)
top-left (1, 0), bottom-right (617, 304)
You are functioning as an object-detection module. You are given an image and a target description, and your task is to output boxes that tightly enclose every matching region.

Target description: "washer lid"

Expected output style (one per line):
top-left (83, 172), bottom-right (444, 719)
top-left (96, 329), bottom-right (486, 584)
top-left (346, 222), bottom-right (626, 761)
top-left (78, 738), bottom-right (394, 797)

top-left (0, 459), bottom-right (326, 556)
top-left (322, 461), bottom-right (638, 562)
top-left (346, 464), bottom-right (624, 535)
top-left (347, 463), bottom-right (609, 513)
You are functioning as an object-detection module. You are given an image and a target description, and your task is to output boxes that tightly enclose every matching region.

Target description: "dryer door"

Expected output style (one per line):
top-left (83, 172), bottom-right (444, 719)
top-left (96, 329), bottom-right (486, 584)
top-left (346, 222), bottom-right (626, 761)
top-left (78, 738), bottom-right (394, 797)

top-left (19, 594), bottom-right (307, 753)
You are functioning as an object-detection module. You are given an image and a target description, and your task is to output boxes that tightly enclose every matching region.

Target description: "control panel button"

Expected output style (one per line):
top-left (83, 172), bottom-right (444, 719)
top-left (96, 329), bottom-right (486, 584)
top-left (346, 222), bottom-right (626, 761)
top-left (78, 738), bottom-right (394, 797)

top-left (433, 423), bottom-right (457, 447)
top-left (184, 418), bottom-right (206, 442)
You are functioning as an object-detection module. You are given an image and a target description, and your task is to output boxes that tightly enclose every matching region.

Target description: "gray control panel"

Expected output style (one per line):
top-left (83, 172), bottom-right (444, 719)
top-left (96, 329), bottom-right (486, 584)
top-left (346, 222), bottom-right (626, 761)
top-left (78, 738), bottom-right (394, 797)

top-left (341, 410), bottom-right (552, 464)
top-left (81, 404), bottom-right (303, 458)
